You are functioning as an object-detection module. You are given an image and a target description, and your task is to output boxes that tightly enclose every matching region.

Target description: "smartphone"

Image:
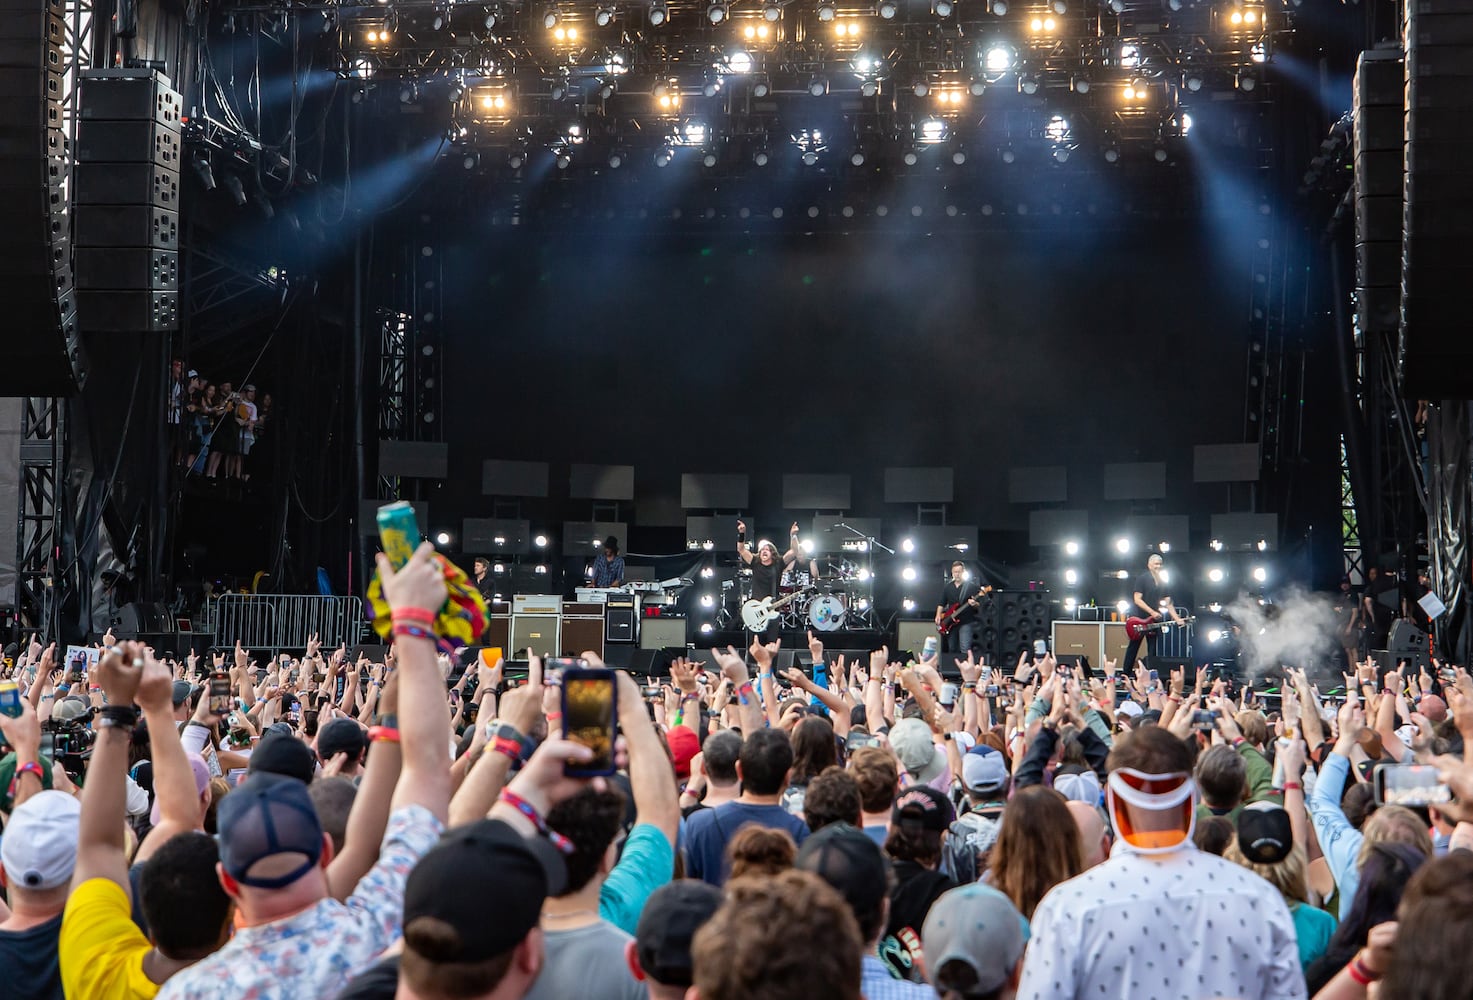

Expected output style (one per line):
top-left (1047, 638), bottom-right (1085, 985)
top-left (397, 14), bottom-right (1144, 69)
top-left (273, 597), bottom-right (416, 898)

top-left (544, 657), bottom-right (585, 687)
top-left (984, 684), bottom-right (1000, 696)
top-left (641, 684), bottom-right (662, 699)
top-left (1373, 764), bottom-right (1450, 807)
top-left (1192, 710), bottom-right (1217, 730)
top-left (561, 665), bottom-right (617, 777)
top-left (1148, 669), bottom-right (1159, 682)
top-left (209, 671), bottom-right (232, 715)
top-left (448, 689), bottom-right (460, 703)
top-left (289, 700), bottom-right (302, 724)
top-left (39, 731), bottom-right (55, 760)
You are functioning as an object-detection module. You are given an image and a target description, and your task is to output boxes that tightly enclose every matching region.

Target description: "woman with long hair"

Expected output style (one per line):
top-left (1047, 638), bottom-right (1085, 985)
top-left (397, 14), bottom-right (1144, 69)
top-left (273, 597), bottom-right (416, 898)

top-left (1303, 841), bottom-right (1426, 994)
top-left (782, 715), bottom-right (838, 816)
top-left (985, 785), bottom-right (1083, 920)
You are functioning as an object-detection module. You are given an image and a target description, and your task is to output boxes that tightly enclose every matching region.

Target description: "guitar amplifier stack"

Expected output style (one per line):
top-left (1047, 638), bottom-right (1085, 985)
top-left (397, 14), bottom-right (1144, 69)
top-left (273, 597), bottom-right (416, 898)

top-left (974, 590), bottom-right (1052, 671)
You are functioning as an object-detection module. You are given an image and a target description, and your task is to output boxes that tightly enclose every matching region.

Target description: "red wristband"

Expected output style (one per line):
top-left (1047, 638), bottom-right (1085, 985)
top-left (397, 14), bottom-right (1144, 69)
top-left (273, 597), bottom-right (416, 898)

top-left (491, 736), bottom-right (521, 760)
top-left (1347, 958), bottom-right (1376, 986)
top-left (1283, 781), bottom-right (1302, 791)
top-left (391, 607), bottom-right (436, 624)
top-left (367, 725), bottom-right (400, 743)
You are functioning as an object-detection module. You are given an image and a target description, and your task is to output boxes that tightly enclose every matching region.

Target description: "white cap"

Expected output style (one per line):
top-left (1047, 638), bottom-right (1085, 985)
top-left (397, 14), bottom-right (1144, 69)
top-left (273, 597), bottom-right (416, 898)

top-left (1116, 701), bottom-right (1145, 719)
top-left (0, 789), bottom-right (80, 891)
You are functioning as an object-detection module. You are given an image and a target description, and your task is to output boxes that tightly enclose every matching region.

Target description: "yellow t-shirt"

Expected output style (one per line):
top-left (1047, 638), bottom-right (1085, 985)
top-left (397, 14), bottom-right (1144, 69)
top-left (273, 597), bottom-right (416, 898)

top-left (60, 877), bottom-right (158, 1000)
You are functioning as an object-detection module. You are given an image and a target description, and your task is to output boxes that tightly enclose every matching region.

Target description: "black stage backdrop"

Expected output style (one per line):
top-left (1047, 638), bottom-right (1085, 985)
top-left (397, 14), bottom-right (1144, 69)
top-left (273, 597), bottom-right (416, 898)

top-left (435, 224), bottom-right (1251, 536)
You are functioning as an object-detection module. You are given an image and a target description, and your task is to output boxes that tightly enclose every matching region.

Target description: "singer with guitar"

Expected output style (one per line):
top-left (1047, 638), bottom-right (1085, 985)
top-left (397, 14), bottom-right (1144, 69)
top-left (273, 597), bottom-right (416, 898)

top-left (738, 519), bottom-right (802, 641)
top-left (935, 561), bottom-right (987, 655)
top-left (1123, 552), bottom-right (1188, 672)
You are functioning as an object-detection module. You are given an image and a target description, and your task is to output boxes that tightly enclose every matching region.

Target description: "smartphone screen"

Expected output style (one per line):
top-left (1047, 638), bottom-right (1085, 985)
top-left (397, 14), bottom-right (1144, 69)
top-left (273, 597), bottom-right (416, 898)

top-left (562, 665), bottom-right (617, 776)
top-left (1148, 669), bottom-right (1159, 682)
top-left (39, 731), bottom-right (55, 760)
top-left (1373, 763), bottom-right (1450, 807)
top-left (209, 671), bottom-right (232, 715)
top-left (544, 657), bottom-right (585, 687)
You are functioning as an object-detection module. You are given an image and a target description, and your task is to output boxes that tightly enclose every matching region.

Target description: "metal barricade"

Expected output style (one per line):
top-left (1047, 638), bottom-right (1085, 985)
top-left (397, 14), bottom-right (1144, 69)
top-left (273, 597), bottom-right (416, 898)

top-left (210, 594), bottom-right (365, 654)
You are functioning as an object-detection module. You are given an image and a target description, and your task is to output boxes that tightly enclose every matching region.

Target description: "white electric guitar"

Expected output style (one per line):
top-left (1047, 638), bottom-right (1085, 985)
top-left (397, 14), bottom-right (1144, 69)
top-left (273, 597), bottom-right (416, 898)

top-left (741, 586), bottom-right (816, 632)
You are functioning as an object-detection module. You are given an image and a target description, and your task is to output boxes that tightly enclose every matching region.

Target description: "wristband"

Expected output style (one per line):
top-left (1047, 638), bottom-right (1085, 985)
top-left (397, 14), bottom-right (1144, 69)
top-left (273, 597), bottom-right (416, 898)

top-left (500, 789), bottom-right (574, 854)
top-left (9, 760), bottom-right (43, 799)
top-left (1347, 957), bottom-right (1378, 985)
top-left (390, 607), bottom-right (437, 625)
top-left (490, 736), bottom-right (522, 760)
top-left (1282, 781), bottom-right (1302, 792)
top-left (1232, 737), bottom-right (1246, 748)
top-left (391, 623), bottom-right (435, 642)
top-left (737, 681), bottom-right (755, 706)
top-left (55, 684), bottom-right (70, 695)
top-left (99, 705), bottom-right (139, 728)
top-left (367, 725), bottom-right (400, 743)
top-left (545, 712), bottom-right (562, 721)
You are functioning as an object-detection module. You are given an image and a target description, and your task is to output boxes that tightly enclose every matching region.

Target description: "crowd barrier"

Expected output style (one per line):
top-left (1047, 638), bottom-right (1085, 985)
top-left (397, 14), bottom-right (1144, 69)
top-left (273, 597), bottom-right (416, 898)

top-left (210, 594), bottom-right (365, 654)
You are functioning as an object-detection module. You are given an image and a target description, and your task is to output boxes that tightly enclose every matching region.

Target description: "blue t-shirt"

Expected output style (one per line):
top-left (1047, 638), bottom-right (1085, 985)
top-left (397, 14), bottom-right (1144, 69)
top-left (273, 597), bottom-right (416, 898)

top-left (684, 801), bottom-right (809, 886)
top-left (599, 823), bottom-right (675, 936)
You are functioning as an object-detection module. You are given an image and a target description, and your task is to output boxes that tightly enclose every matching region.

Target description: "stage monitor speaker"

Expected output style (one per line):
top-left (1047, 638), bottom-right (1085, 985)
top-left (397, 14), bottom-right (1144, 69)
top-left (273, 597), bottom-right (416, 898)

top-left (1386, 620), bottom-right (1429, 672)
top-left (606, 597), bottom-right (637, 644)
top-left (995, 590), bottom-right (1052, 660)
top-left (896, 620), bottom-right (937, 660)
top-left (629, 647), bottom-right (674, 678)
top-left (560, 616), bottom-right (605, 660)
top-left (510, 615), bottom-right (560, 659)
top-left (640, 617), bottom-right (687, 650)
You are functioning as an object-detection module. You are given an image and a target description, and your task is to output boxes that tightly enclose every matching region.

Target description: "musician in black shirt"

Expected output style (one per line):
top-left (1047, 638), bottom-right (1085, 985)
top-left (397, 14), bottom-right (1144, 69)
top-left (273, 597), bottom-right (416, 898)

top-left (935, 561), bottom-right (985, 656)
top-left (737, 518), bottom-right (800, 640)
top-left (1123, 552), bottom-right (1187, 672)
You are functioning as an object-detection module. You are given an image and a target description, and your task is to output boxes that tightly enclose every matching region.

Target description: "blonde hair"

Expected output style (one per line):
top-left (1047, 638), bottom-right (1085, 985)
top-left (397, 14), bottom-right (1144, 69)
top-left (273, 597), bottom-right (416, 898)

top-left (1223, 840), bottom-right (1310, 904)
top-left (1357, 805), bottom-right (1434, 870)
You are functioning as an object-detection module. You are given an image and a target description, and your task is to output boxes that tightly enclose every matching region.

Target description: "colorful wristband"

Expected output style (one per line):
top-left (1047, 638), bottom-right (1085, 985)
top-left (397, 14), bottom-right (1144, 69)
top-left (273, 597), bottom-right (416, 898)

top-left (8, 760), bottom-right (43, 799)
top-left (500, 789), bottom-right (574, 854)
top-left (391, 607), bottom-right (437, 624)
top-left (367, 725), bottom-right (400, 743)
top-left (1347, 958), bottom-right (1377, 986)
top-left (491, 736), bottom-right (522, 760)
top-left (391, 623), bottom-right (435, 642)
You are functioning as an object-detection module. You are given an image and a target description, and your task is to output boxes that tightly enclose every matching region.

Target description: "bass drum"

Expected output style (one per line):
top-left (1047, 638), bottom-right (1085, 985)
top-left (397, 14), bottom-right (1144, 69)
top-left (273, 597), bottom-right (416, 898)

top-left (808, 593), bottom-right (847, 632)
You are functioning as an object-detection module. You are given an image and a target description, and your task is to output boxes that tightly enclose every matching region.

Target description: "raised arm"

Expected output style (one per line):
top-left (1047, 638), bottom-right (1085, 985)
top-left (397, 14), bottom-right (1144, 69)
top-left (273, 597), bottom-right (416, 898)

top-left (447, 659), bottom-right (543, 827)
top-left (736, 518), bottom-right (753, 565)
top-left (74, 644), bottom-right (147, 889)
top-left (615, 670), bottom-right (680, 845)
top-left (327, 671), bottom-right (403, 901)
top-left (135, 648), bottom-right (205, 863)
top-left (782, 522), bottom-right (801, 564)
top-left (714, 646), bottom-right (763, 735)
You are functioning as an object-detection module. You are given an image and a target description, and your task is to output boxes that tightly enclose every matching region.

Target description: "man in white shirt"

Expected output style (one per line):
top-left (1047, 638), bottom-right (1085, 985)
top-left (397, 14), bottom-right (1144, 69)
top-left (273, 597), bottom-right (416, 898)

top-left (1018, 725), bottom-right (1305, 1000)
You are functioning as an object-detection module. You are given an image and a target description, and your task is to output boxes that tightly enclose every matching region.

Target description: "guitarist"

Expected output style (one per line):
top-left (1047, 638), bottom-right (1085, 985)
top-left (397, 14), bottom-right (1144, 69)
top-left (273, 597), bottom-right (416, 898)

top-left (737, 519), bottom-right (801, 641)
top-left (935, 561), bottom-right (984, 655)
top-left (1123, 552), bottom-right (1188, 672)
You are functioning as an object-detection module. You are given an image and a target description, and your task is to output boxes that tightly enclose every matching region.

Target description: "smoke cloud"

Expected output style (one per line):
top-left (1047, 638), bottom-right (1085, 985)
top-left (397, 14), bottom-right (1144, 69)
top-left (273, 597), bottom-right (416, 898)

top-left (1226, 586), bottom-right (1343, 680)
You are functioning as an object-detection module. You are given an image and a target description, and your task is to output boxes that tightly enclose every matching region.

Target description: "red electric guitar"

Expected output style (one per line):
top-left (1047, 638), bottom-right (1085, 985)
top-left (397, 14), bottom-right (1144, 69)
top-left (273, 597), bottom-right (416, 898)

top-left (1125, 614), bottom-right (1196, 642)
top-left (938, 586), bottom-right (994, 636)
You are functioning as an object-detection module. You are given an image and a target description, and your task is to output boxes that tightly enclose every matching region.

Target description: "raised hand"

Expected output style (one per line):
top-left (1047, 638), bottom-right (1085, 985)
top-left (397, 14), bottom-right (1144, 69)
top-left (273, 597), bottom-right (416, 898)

top-left (807, 629), bottom-right (824, 664)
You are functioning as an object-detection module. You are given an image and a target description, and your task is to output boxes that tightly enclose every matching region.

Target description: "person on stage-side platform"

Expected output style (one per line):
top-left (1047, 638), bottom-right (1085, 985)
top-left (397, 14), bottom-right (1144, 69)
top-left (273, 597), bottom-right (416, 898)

top-left (737, 519), bottom-right (800, 643)
top-left (472, 557), bottom-right (495, 601)
top-left (936, 560), bottom-right (985, 656)
top-left (591, 535), bottom-right (625, 588)
top-left (1122, 552), bottom-right (1187, 672)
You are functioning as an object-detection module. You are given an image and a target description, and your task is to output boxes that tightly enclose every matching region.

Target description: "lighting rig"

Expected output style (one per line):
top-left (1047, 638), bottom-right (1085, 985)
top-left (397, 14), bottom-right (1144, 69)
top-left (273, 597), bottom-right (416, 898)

top-left (215, 0), bottom-right (1289, 177)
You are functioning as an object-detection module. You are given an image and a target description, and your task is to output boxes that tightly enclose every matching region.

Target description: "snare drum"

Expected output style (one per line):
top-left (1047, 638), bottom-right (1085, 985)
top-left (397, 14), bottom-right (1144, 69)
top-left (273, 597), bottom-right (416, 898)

top-left (808, 593), bottom-right (847, 632)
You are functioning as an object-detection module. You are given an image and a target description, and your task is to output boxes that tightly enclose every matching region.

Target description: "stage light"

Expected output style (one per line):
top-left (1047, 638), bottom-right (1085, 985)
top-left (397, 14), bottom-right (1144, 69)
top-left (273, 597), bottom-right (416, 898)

top-left (1064, 597), bottom-right (1076, 611)
top-left (1158, 569), bottom-right (1170, 583)
top-left (1210, 538), bottom-right (1223, 551)
top-left (1064, 541), bottom-right (1081, 556)
top-left (534, 534), bottom-right (549, 548)
top-left (595, 5), bottom-right (615, 24)
top-left (753, 148), bottom-right (770, 165)
top-left (1103, 142), bottom-right (1120, 162)
top-left (649, 0), bottom-right (668, 23)
top-left (983, 44), bottom-right (1016, 74)
top-left (700, 622), bottom-right (714, 634)
top-left (728, 50), bottom-right (754, 73)
top-left (1184, 69), bottom-right (1203, 91)
top-left (1116, 600), bottom-right (1131, 614)
top-left (534, 564), bottom-right (548, 575)
top-left (1256, 538), bottom-right (1268, 551)
top-left (903, 598), bottom-right (917, 612)
top-left (969, 78), bottom-right (987, 95)
top-left (913, 80), bottom-right (930, 97)
top-left (190, 152), bottom-right (217, 191)
top-left (901, 537), bottom-right (916, 553)
top-left (1071, 74), bottom-right (1090, 94)
top-left (1119, 43), bottom-right (1141, 69)
top-left (1237, 69), bottom-right (1257, 91)
top-left (834, 19), bottom-right (861, 35)
top-left (655, 146), bottom-right (674, 166)
top-left (701, 594), bottom-right (715, 607)
top-left (860, 79), bottom-right (878, 97)
top-left (708, 1), bottom-right (729, 22)
top-left (508, 150), bottom-right (526, 169)
top-left (878, 0), bottom-right (898, 16)
top-left (850, 149), bottom-right (866, 166)
top-left (1251, 40), bottom-right (1267, 62)
top-left (808, 75), bottom-right (828, 96)
top-left (857, 568), bottom-right (871, 581)
top-left (802, 150), bottom-right (819, 165)
top-left (1051, 0), bottom-right (1066, 11)
top-left (400, 83), bottom-right (419, 104)
top-left (1000, 145), bottom-right (1015, 163)
top-left (990, 0), bottom-right (1008, 12)
top-left (1115, 537), bottom-right (1131, 554)
top-left (857, 597), bottom-right (871, 611)
top-left (1064, 569), bottom-right (1079, 585)
top-left (1252, 566), bottom-right (1267, 583)
top-left (556, 151), bottom-right (571, 169)
top-left (1109, 0), bottom-right (1125, 10)
top-left (1044, 115), bottom-right (1069, 142)
top-left (492, 562), bottom-right (506, 574)
top-left (1153, 143), bottom-right (1168, 162)
top-left (903, 147), bottom-right (919, 164)
top-left (1208, 629), bottom-right (1223, 643)
top-left (435, 531), bottom-right (452, 545)
top-left (818, 0), bottom-right (837, 20)
top-left (223, 173), bottom-right (247, 206)
top-left (1208, 567), bottom-right (1225, 582)
top-left (753, 77), bottom-right (771, 97)
top-left (933, 0), bottom-right (954, 16)
top-left (484, 7), bottom-right (498, 28)
top-left (1165, 0), bottom-right (1183, 9)
top-left (951, 149), bottom-right (966, 164)
top-left (542, 6), bottom-right (559, 28)
top-left (764, 1), bottom-right (782, 19)
top-left (1116, 570), bottom-right (1130, 579)
top-left (462, 151), bottom-right (479, 169)
top-left (902, 565), bottom-right (918, 582)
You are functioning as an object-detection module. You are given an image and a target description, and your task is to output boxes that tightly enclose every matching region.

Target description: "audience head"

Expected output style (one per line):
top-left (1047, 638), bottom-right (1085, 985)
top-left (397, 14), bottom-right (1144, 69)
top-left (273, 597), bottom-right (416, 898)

top-left (804, 766), bottom-right (862, 832)
top-left (215, 772), bottom-right (329, 913)
top-left (961, 746), bottom-right (1010, 803)
top-left (1104, 725), bottom-right (1195, 853)
top-left (307, 776), bottom-right (358, 854)
top-left (795, 822), bottom-right (891, 945)
top-left (849, 746), bottom-right (900, 816)
top-left (736, 729), bottom-right (794, 797)
top-left (0, 790), bottom-right (80, 911)
top-left (629, 881), bottom-right (724, 1000)
top-left (726, 826), bottom-right (796, 880)
top-left (1382, 850), bottom-right (1473, 1000)
top-left (1066, 801), bottom-right (1110, 869)
top-left (923, 885), bottom-right (1028, 1000)
top-left (1192, 815), bottom-right (1235, 857)
top-left (138, 832), bottom-right (234, 960)
top-left (987, 785), bottom-right (1082, 920)
top-left (789, 716), bottom-right (838, 785)
top-left (1194, 745), bottom-right (1247, 811)
top-left (545, 787), bottom-right (628, 896)
top-left (701, 731), bottom-right (742, 787)
top-left (1224, 802), bottom-right (1307, 904)
top-left (886, 785), bottom-right (954, 869)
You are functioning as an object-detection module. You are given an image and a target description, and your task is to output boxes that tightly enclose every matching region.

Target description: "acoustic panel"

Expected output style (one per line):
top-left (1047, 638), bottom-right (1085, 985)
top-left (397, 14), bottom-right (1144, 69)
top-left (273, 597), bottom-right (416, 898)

top-left (1103, 462), bottom-right (1167, 501)
top-left (462, 517), bottom-right (532, 555)
top-left (634, 492), bottom-right (685, 528)
top-left (782, 474), bottom-right (852, 510)
top-left (680, 473), bottom-right (749, 509)
top-left (1028, 509), bottom-right (1090, 548)
top-left (810, 516), bottom-right (881, 551)
top-left (378, 440), bottom-right (448, 479)
top-left (1008, 466), bottom-right (1068, 504)
top-left (358, 500), bottom-right (428, 537)
top-left (685, 515), bottom-right (736, 548)
top-left (562, 521), bottom-right (627, 557)
top-left (884, 467), bottom-right (955, 504)
top-left (1124, 515), bottom-right (1191, 552)
top-left (1193, 443), bottom-right (1261, 483)
top-left (1209, 512), bottom-right (1278, 551)
top-left (569, 463), bottom-right (634, 501)
top-left (482, 459), bottom-right (549, 498)
top-left (904, 525), bottom-right (979, 562)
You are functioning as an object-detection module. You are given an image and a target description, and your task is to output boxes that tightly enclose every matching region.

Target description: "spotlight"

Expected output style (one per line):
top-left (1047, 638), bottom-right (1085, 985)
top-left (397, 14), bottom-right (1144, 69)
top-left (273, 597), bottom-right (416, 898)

top-left (484, 8), bottom-right (498, 28)
top-left (933, 0), bottom-right (954, 15)
top-left (1256, 539), bottom-right (1268, 551)
top-left (492, 562), bottom-right (506, 574)
top-left (701, 594), bottom-right (715, 607)
top-left (534, 534), bottom-right (549, 548)
top-left (902, 566), bottom-right (918, 582)
top-left (1000, 145), bottom-right (1015, 163)
top-left (595, 5), bottom-right (615, 23)
top-left (817, 0), bottom-right (836, 20)
top-left (702, 540), bottom-right (715, 550)
top-left (462, 151), bottom-right (479, 169)
top-left (1184, 69), bottom-right (1204, 91)
top-left (913, 80), bottom-right (930, 97)
top-left (607, 150), bottom-right (624, 167)
top-left (702, 150), bottom-right (718, 167)
top-left (1115, 537), bottom-right (1131, 554)
top-left (1064, 568), bottom-right (1079, 585)
top-left (969, 78), bottom-right (987, 95)
top-left (860, 79), bottom-right (879, 97)
top-left (728, 50), bottom-right (754, 73)
top-left (802, 150), bottom-right (819, 165)
top-left (700, 622), bottom-right (714, 634)
top-left (707, 0), bottom-right (729, 22)
top-left (654, 146), bottom-right (673, 166)
top-left (1237, 69), bottom-right (1257, 91)
top-left (903, 147), bottom-right (919, 165)
top-left (542, 6), bottom-right (559, 28)
top-left (400, 83), bottom-right (419, 104)
top-left (1208, 567), bottom-right (1225, 582)
top-left (1018, 73), bottom-right (1040, 95)
top-left (508, 149), bottom-right (526, 169)
top-left (223, 173), bottom-right (247, 206)
top-left (903, 598), bottom-right (917, 612)
top-left (1116, 570), bottom-right (1130, 580)
top-left (901, 538), bottom-right (915, 553)
top-left (857, 568), bottom-right (871, 581)
top-left (764, 1), bottom-right (782, 19)
top-left (808, 75), bottom-right (828, 96)
top-left (1116, 600), bottom-right (1131, 614)
top-left (857, 597), bottom-right (871, 611)
top-left (1064, 597), bottom-right (1076, 611)
top-left (753, 147), bottom-right (770, 165)
top-left (1158, 541), bottom-right (1170, 553)
top-left (1103, 143), bottom-right (1120, 162)
top-left (1153, 144), bottom-right (1168, 162)
top-left (1210, 538), bottom-right (1223, 551)
top-left (648, 0), bottom-right (667, 24)
top-left (990, 0), bottom-right (1008, 12)
top-left (1252, 566), bottom-right (1267, 583)
top-left (878, 0), bottom-right (897, 16)
top-left (983, 44), bottom-right (1015, 74)
top-left (435, 531), bottom-right (452, 545)
top-left (951, 148), bottom-right (966, 164)
top-left (534, 564), bottom-right (548, 575)
top-left (190, 152), bottom-right (217, 191)
top-left (599, 79), bottom-right (616, 99)
top-left (556, 151), bottom-right (571, 169)
top-left (1064, 540), bottom-right (1081, 556)
top-left (753, 78), bottom-right (771, 97)
top-left (850, 149), bottom-right (866, 166)
top-left (1207, 629), bottom-right (1223, 643)
top-left (1109, 0), bottom-right (1125, 9)
top-left (1051, 0), bottom-right (1066, 10)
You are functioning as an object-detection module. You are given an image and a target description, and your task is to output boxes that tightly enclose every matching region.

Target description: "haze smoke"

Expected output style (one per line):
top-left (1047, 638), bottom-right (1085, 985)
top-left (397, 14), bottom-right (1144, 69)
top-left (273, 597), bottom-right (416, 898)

top-left (1226, 586), bottom-right (1342, 679)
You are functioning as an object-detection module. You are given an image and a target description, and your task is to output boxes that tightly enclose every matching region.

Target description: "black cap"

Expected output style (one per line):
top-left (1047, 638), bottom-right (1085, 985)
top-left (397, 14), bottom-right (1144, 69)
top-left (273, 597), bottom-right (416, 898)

top-left (171, 680), bottom-right (197, 708)
top-left (634, 881), bottom-right (724, 987)
top-left (316, 719), bottom-right (368, 763)
top-left (403, 819), bottom-right (567, 964)
top-left (1237, 801), bottom-right (1293, 864)
top-left (248, 731), bottom-right (317, 784)
top-left (892, 784), bottom-right (955, 834)
top-left (795, 822), bottom-right (890, 923)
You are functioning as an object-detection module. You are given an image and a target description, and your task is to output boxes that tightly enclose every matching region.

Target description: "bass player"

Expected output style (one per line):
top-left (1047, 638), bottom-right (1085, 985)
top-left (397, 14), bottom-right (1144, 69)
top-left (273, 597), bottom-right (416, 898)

top-left (738, 519), bottom-right (801, 641)
top-left (1123, 552), bottom-right (1188, 671)
top-left (935, 561), bottom-right (985, 655)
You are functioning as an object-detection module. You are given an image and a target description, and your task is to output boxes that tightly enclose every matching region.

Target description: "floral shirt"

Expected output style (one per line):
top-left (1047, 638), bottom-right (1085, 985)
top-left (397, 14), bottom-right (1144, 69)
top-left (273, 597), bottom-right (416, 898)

top-left (156, 805), bottom-right (442, 1000)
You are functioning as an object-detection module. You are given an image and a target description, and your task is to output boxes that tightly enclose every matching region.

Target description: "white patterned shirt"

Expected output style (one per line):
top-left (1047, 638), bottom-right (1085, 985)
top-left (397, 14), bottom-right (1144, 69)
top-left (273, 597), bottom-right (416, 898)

top-left (157, 805), bottom-right (443, 1000)
top-left (1017, 840), bottom-right (1306, 1000)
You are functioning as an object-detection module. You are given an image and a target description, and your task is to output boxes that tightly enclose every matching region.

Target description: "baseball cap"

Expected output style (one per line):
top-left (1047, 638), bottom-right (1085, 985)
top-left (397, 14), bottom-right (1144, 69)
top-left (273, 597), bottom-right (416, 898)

top-left (0, 789), bottom-right (80, 890)
top-left (961, 745), bottom-right (1009, 796)
top-left (52, 697), bottom-right (90, 722)
top-left (403, 819), bottom-right (567, 964)
top-left (316, 719), bottom-right (368, 763)
top-left (893, 784), bottom-right (955, 834)
top-left (795, 822), bottom-right (890, 925)
top-left (1116, 701), bottom-right (1144, 720)
top-left (923, 885), bottom-right (1027, 996)
top-left (171, 680), bottom-right (196, 708)
top-left (248, 731), bottom-right (318, 784)
top-left (1052, 768), bottom-right (1102, 804)
top-left (1237, 800), bottom-right (1293, 864)
top-left (635, 880), bottom-right (725, 987)
top-left (889, 717), bottom-right (946, 784)
top-left (187, 369), bottom-right (199, 378)
top-left (666, 727), bottom-right (701, 782)
top-left (217, 771), bottom-right (325, 889)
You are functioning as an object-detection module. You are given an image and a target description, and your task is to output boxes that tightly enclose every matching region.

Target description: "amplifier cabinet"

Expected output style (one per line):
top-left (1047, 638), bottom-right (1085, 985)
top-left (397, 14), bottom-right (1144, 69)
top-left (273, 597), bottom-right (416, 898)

top-left (510, 615), bottom-right (560, 659)
top-left (639, 617), bottom-right (687, 650)
top-left (606, 596), bottom-right (637, 644)
top-left (562, 609), bottom-right (606, 661)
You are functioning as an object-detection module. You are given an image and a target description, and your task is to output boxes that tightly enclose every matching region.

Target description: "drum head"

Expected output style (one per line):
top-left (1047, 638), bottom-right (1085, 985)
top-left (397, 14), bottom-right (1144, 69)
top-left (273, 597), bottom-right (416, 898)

top-left (808, 593), bottom-right (847, 632)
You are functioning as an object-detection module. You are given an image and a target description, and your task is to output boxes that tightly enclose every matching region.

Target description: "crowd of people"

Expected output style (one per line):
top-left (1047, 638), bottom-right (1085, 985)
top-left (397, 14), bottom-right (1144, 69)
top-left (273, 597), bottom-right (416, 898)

top-left (168, 359), bottom-right (271, 482)
top-left (1, 541), bottom-right (1471, 999)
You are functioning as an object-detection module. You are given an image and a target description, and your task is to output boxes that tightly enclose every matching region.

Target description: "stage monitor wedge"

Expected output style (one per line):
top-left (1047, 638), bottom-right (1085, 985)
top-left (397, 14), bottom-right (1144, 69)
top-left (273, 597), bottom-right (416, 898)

top-left (570, 463), bottom-right (634, 501)
top-left (482, 459), bottom-right (549, 498)
top-left (884, 467), bottom-right (954, 504)
top-left (782, 474), bottom-right (852, 511)
top-left (1193, 444), bottom-right (1260, 483)
top-left (379, 440), bottom-right (448, 479)
top-left (1008, 466), bottom-right (1068, 504)
top-left (681, 473), bottom-right (749, 509)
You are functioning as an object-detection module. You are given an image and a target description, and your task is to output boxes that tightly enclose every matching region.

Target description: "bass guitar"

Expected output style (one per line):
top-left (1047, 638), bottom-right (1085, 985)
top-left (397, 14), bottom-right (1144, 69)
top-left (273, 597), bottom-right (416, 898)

top-left (742, 586), bottom-right (817, 632)
top-left (938, 586), bottom-right (994, 636)
top-left (1125, 614), bottom-right (1196, 642)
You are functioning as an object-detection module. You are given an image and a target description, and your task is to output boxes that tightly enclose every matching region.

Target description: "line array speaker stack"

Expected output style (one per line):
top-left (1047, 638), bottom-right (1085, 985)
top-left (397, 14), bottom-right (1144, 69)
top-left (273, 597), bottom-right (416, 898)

top-left (75, 69), bottom-right (181, 332)
top-left (1401, 0), bottom-right (1473, 397)
top-left (1352, 48), bottom-right (1404, 339)
top-left (0, 0), bottom-right (85, 394)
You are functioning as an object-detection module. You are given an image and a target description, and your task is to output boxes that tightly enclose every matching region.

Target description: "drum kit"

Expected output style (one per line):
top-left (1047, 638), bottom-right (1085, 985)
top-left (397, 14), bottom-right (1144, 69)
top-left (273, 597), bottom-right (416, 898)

top-left (716, 560), bottom-right (875, 632)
